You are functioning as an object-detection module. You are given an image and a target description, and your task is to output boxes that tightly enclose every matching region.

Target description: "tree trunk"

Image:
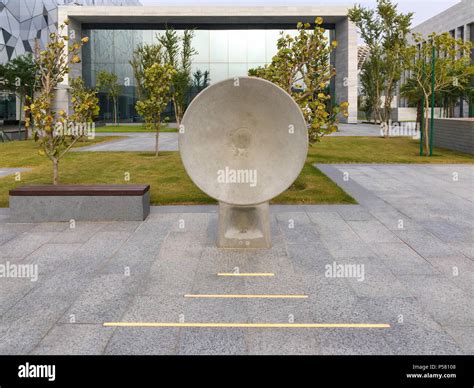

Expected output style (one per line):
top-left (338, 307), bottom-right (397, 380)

top-left (375, 104), bottom-right (383, 126)
top-left (424, 99), bottom-right (430, 156)
top-left (382, 99), bottom-right (392, 139)
top-left (416, 100), bottom-right (422, 130)
top-left (18, 94), bottom-right (26, 140)
top-left (173, 98), bottom-right (180, 126)
top-left (155, 121), bottom-right (160, 157)
top-left (53, 158), bottom-right (59, 185)
top-left (374, 107), bottom-right (383, 134)
top-left (113, 98), bottom-right (118, 126)
top-left (382, 104), bottom-right (389, 138)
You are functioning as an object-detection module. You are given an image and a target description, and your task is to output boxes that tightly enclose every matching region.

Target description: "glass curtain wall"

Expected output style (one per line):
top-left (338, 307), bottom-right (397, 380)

top-left (0, 93), bottom-right (17, 121)
top-left (83, 28), bottom-right (330, 122)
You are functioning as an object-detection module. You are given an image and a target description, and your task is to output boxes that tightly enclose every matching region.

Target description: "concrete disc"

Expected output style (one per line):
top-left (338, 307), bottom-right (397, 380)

top-left (179, 76), bottom-right (308, 206)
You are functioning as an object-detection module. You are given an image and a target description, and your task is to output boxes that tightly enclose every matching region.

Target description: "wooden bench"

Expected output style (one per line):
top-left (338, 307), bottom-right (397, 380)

top-left (9, 185), bottom-right (150, 222)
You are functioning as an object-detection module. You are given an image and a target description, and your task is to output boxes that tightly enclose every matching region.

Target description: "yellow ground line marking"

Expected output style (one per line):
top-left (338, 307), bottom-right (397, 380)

top-left (217, 273), bottom-right (275, 277)
top-left (184, 294), bottom-right (308, 299)
top-left (103, 322), bottom-right (391, 328)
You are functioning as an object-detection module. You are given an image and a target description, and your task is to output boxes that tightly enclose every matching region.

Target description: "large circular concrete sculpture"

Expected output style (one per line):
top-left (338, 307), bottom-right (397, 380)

top-left (179, 77), bottom-right (308, 248)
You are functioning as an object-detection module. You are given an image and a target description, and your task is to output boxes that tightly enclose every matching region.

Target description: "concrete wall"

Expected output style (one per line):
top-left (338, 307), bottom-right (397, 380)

top-left (433, 118), bottom-right (474, 154)
top-left (410, 0), bottom-right (473, 39)
top-left (391, 107), bottom-right (446, 122)
top-left (335, 18), bottom-right (358, 123)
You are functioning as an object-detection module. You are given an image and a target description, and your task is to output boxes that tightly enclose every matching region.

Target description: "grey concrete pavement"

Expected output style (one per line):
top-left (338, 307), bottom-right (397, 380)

top-left (74, 132), bottom-right (178, 152)
top-left (0, 164), bottom-right (472, 354)
top-left (329, 123), bottom-right (383, 136)
top-left (72, 122), bottom-right (384, 154)
top-left (0, 168), bottom-right (31, 178)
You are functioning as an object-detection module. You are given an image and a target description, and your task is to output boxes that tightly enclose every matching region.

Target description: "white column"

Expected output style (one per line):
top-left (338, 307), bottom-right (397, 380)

top-left (53, 7), bottom-right (83, 116)
top-left (335, 18), bottom-right (358, 124)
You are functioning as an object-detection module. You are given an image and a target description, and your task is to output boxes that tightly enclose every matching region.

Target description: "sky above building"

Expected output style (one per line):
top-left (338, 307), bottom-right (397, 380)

top-left (137, 0), bottom-right (461, 28)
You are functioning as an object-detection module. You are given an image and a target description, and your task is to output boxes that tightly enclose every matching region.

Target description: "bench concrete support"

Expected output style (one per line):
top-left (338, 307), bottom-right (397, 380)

top-left (9, 185), bottom-right (150, 222)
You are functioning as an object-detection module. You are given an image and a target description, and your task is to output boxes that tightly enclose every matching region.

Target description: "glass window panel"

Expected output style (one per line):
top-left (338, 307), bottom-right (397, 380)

top-left (209, 63), bottom-right (229, 83)
top-left (247, 30), bottom-right (266, 62)
top-left (83, 27), bottom-right (321, 108)
top-left (228, 63), bottom-right (248, 78)
top-left (191, 63), bottom-right (210, 75)
top-left (210, 30), bottom-right (228, 63)
top-left (265, 30), bottom-right (281, 62)
top-left (82, 63), bottom-right (92, 87)
top-left (114, 30), bottom-right (134, 64)
top-left (140, 30), bottom-right (153, 46)
top-left (91, 63), bottom-right (115, 87)
top-left (94, 30), bottom-right (114, 64)
top-left (82, 30), bottom-right (92, 64)
top-left (192, 30), bottom-right (209, 63)
top-left (228, 30), bottom-right (247, 63)
top-left (115, 64), bottom-right (134, 92)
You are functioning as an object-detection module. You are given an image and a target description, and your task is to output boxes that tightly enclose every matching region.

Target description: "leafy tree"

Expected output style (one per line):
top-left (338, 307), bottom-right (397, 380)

top-left (69, 76), bottom-right (99, 130)
top-left (96, 70), bottom-right (122, 125)
top-left (24, 20), bottom-right (91, 184)
top-left (249, 17), bottom-right (348, 144)
top-left (129, 43), bottom-right (163, 101)
top-left (0, 53), bottom-right (38, 138)
top-left (135, 62), bottom-right (176, 157)
top-left (158, 29), bottom-right (197, 126)
top-left (192, 69), bottom-right (210, 92)
top-left (190, 69), bottom-right (210, 102)
top-left (349, 0), bottom-right (413, 136)
top-left (403, 32), bottom-right (473, 155)
top-left (438, 76), bottom-right (473, 118)
top-left (359, 55), bottom-right (384, 122)
top-left (400, 77), bottom-right (425, 127)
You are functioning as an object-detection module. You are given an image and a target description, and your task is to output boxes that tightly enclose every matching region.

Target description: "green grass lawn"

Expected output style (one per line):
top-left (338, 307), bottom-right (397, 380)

top-left (309, 136), bottom-right (474, 164)
top-left (94, 125), bottom-right (177, 133)
top-left (0, 136), bottom-right (472, 207)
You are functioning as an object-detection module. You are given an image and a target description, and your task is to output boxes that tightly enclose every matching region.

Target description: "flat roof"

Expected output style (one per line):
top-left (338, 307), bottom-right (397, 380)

top-left (59, 5), bottom-right (350, 27)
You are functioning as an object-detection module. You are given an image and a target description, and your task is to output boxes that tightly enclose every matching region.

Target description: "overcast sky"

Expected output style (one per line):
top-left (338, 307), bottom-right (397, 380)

top-left (138, 0), bottom-right (461, 27)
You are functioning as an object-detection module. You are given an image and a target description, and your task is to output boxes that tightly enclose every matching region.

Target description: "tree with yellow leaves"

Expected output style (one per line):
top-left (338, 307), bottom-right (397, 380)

top-left (249, 17), bottom-right (348, 144)
top-left (24, 20), bottom-right (92, 184)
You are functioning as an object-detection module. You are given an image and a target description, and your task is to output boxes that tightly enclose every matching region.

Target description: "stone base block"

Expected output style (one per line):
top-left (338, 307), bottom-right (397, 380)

top-left (217, 201), bottom-right (271, 249)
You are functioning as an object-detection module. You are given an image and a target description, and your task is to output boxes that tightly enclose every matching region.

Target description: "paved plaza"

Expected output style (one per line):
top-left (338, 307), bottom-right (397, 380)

top-left (74, 132), bottom-right (179, 152)
top-left (329, 122), bottom-right (384, 136)
top-left (0, 164), bottom-right (472, 355)
top-left (0, 168), bottom-right (31, 179)
top-left (74, 123), bottom-right (384, 153)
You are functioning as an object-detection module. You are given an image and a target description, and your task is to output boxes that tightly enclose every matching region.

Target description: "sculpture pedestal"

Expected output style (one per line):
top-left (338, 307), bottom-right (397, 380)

top-left (217, 201), bottom-right (271, 248)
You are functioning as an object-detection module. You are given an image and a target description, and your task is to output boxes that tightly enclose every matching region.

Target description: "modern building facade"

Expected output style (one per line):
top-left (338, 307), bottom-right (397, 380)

top-left (57, 5), bottom-right (358, 123)
top-left (398, 0), bottom-right (473, 118)
top-left (0, 0), bottom-right (139, 120)
top-left (1, 3), bottom-right (358, 123)
top-left (0, 0), bottom-right (140, 63)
